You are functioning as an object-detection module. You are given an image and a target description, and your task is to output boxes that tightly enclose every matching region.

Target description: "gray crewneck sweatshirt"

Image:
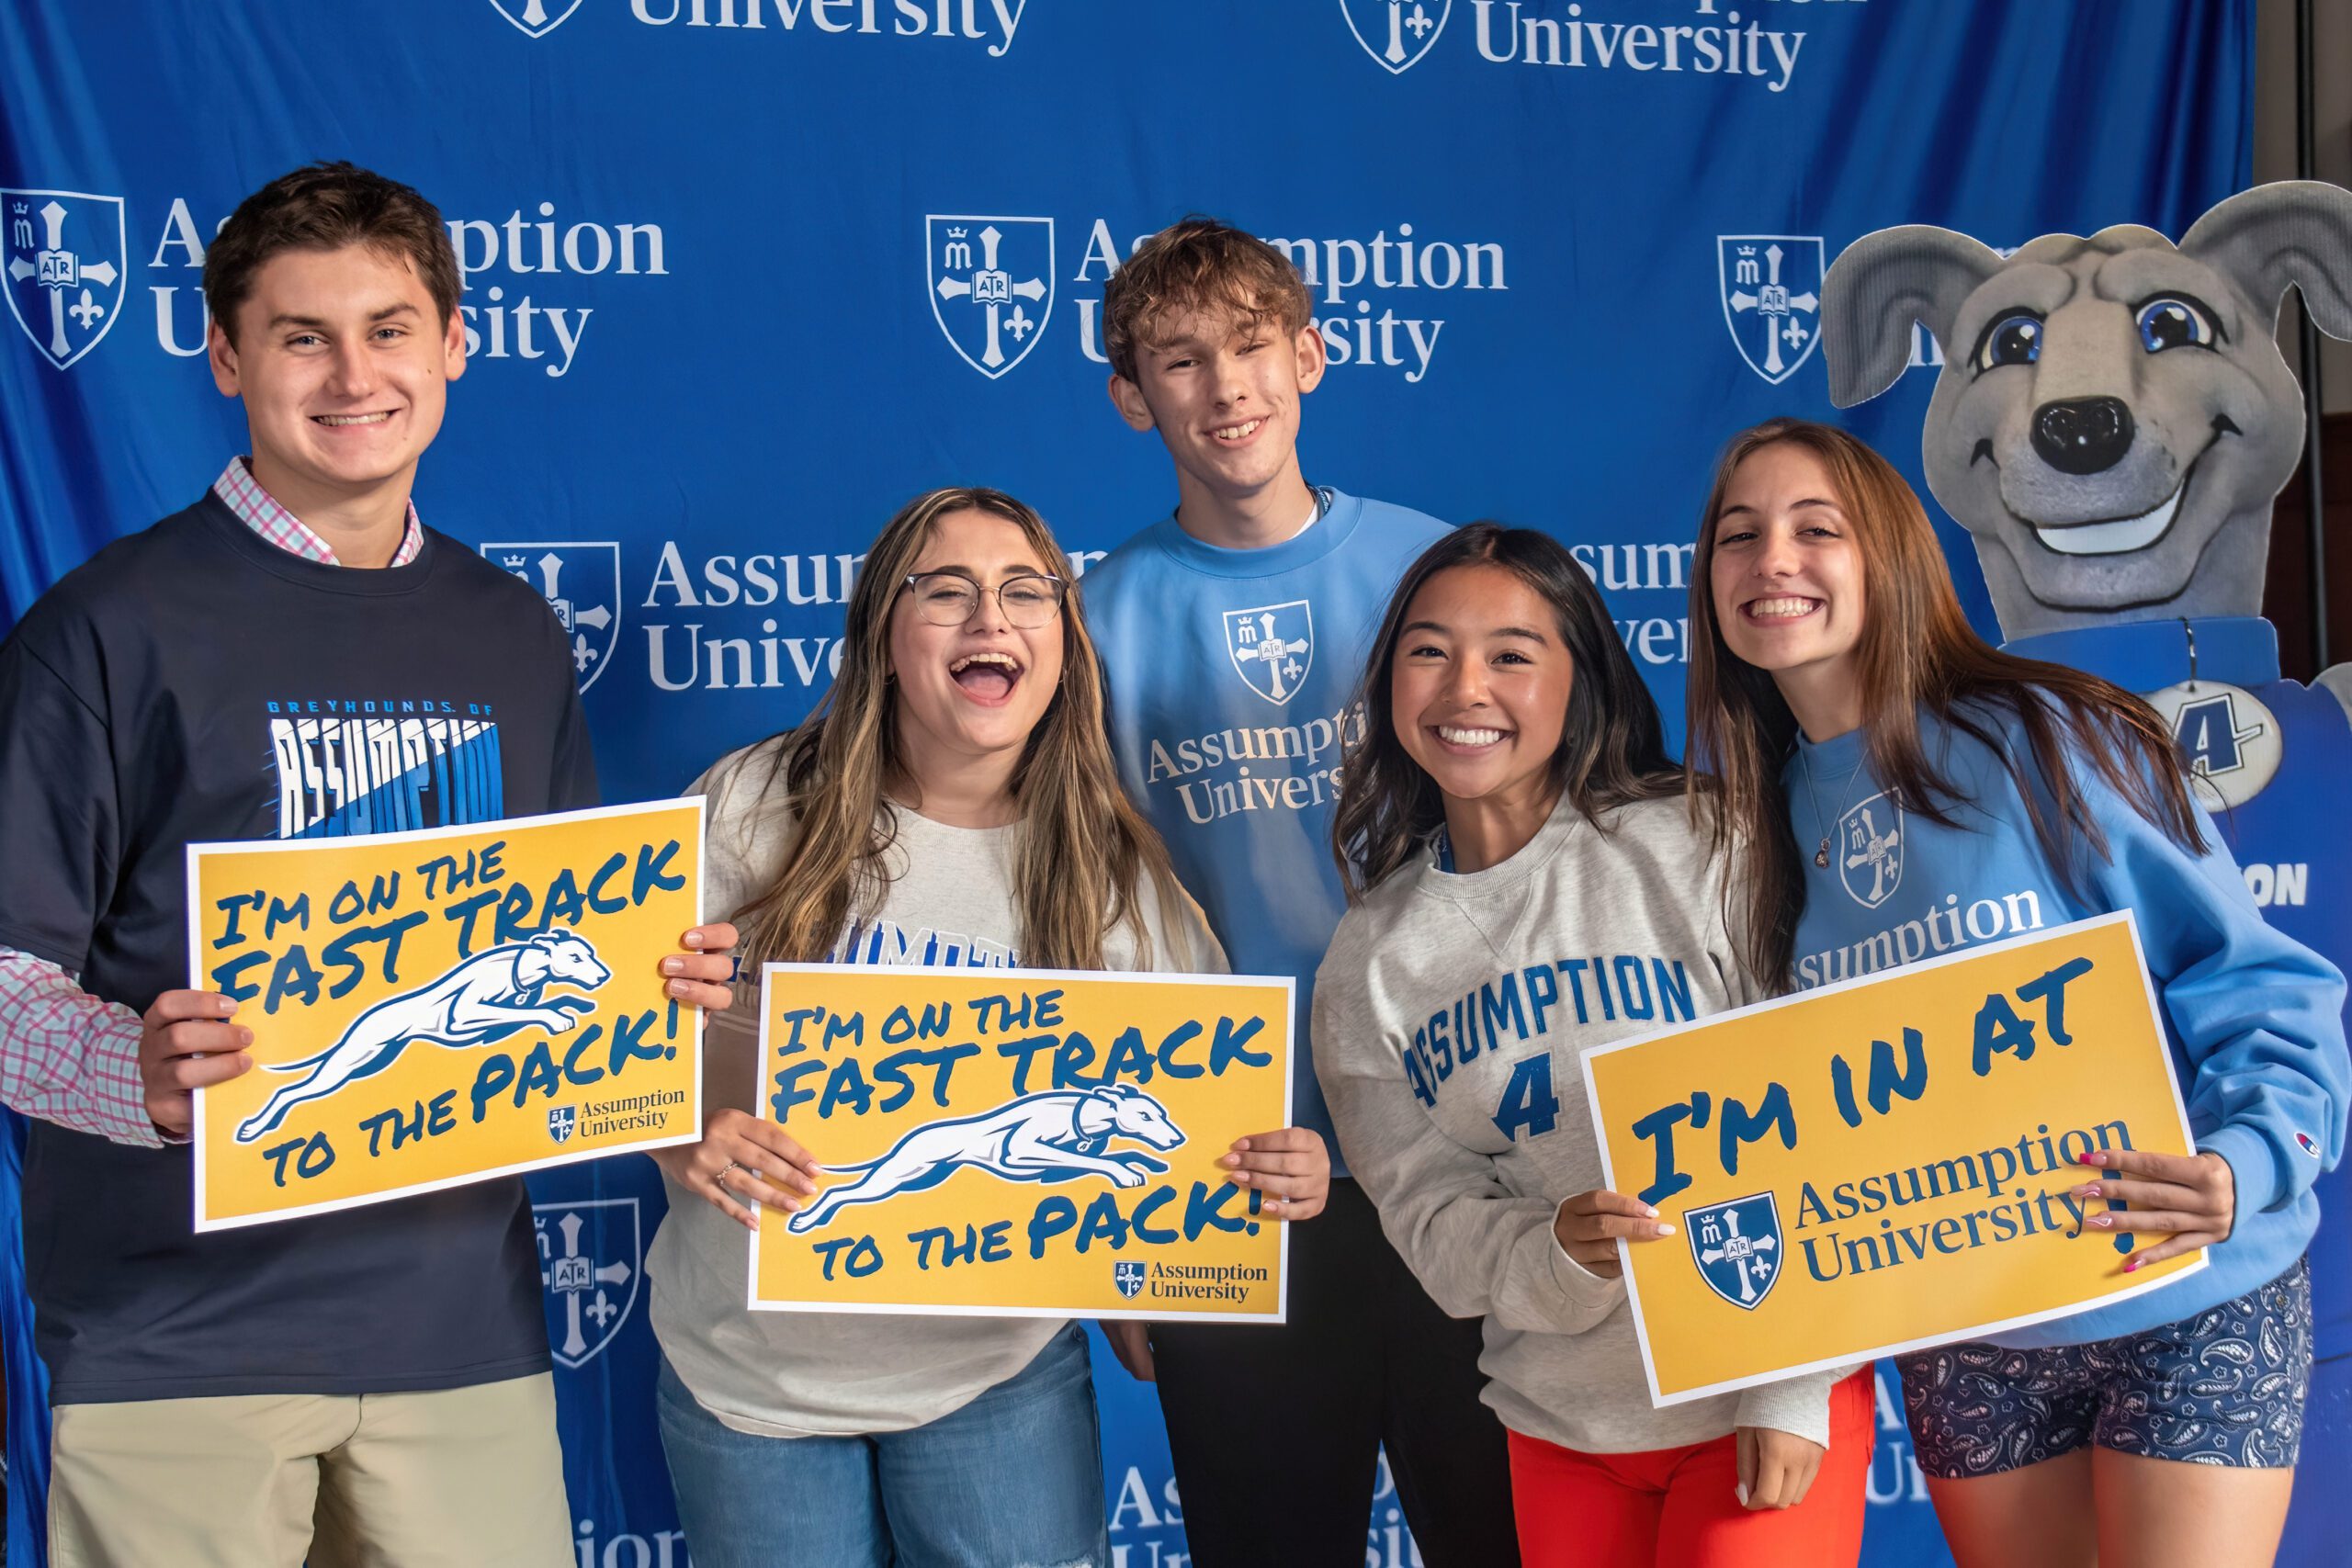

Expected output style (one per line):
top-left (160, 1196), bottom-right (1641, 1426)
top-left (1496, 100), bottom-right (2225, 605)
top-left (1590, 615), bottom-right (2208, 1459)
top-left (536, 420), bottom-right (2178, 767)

top-left (1313, 793), bottom-right (1839, 1452)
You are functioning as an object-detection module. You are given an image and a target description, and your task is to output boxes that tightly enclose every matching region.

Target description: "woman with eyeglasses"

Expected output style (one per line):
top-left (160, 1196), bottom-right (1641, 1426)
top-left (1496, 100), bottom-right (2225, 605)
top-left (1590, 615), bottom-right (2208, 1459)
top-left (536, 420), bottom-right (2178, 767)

top-left (642, 487), bottom-right (1330, 1568)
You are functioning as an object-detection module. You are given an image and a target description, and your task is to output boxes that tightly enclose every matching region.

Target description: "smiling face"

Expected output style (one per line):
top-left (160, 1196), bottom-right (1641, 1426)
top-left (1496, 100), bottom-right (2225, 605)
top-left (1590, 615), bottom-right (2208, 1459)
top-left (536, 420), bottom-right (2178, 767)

top-left (887, 507), bottom-right (1067, 800)
top-left (1108, 303), bottom-right (1327, 515)
top-left (1709, 441), bottom-right (1869, 713)
top-left (1390, 564), bottom-right (1573, 818)
top-left (208, 243), bottom-right (466, 523)
top-left (1921, 232), bottom-right (2300, 620)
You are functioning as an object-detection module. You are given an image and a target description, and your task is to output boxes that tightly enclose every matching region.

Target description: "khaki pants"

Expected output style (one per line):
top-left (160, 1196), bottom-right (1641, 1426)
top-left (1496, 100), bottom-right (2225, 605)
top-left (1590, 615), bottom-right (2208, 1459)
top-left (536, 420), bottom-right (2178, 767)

top-left (49, 1372), bottom-right (572, 1568)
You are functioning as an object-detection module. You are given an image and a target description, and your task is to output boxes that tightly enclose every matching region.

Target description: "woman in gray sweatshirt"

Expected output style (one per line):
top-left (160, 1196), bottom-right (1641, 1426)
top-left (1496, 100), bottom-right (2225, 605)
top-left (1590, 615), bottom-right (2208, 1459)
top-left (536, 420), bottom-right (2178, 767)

top-left (1314, 525), bottom-right (1872, 1568)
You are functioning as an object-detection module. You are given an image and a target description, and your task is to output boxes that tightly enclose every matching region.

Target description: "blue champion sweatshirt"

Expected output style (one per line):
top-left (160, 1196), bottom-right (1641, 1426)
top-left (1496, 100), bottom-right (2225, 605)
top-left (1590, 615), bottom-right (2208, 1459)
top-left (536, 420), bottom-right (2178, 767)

top-left (1785, 701), bottom-right (2348, 1348)
top-left (1083, 491), bottom-right (1447, 1171)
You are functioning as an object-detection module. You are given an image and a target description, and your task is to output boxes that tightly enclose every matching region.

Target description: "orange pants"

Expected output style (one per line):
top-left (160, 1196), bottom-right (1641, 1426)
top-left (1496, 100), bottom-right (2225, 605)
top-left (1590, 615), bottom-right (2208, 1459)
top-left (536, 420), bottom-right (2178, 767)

top-left (1508, 1370), bottom-right (1876, 1568)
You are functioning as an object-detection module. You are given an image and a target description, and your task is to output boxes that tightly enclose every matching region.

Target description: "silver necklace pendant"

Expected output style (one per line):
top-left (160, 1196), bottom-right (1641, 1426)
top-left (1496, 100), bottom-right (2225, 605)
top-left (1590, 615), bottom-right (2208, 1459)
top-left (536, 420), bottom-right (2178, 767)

top-left (1815, 840), bottom-right (1831, 869)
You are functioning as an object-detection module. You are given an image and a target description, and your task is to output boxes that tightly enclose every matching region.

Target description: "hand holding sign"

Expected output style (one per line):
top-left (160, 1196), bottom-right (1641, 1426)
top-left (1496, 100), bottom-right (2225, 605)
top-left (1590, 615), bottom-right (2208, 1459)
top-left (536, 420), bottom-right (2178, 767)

top-left (140, 989), bottom-right (254, 1139)
top-left (1219, 1126), bottom-right (1330, 1221)
top-left (662, 922), bottom-right (741, 1013)
top-left (654, 1106), bottom-right (824, 1231)
top-left (1553, 1190), bottom-right (1677, 1279)
top-left (2075, 1145), bottom-right (2235, 1268)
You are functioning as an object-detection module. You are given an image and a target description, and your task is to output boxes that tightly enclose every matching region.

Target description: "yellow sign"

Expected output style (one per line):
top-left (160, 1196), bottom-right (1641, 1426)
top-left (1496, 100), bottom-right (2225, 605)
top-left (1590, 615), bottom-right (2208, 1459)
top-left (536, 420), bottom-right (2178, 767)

top-left (750, 964), bottom-right (1292, 1321)
top-left (188, 800), bottom-right (704, 1231)
top-left (1580, 912), bottom-right (2203, 1404)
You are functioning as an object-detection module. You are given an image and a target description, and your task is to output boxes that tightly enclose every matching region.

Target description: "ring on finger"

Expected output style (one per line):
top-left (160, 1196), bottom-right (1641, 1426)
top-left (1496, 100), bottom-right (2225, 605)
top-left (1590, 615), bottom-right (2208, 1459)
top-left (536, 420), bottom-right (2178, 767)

top-left (715, 1158), bottom-right (741, 1198)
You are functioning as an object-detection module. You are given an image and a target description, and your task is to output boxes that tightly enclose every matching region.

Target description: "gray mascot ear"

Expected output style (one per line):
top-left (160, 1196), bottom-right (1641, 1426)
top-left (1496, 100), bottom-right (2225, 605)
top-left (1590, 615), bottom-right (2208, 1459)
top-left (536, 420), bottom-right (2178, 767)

top-left (2180, 179), bottom-right (2352, 341)
top-left (1822, 225), bottom-right (2005, 409)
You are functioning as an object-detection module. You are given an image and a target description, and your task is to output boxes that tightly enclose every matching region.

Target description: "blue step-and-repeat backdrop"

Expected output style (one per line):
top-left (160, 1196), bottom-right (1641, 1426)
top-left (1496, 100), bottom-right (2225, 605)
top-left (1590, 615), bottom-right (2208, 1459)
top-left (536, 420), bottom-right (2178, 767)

top-left (0, 3), bottom-right (2265, 1564)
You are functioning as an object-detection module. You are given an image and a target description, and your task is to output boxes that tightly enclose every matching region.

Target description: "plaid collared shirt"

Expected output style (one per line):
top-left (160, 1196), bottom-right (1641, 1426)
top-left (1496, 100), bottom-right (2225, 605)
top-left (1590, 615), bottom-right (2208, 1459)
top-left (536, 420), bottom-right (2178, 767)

top-left (0, 461), bottom-right (425, 1146)
top-left (211, 457), bottom-right (424, 567)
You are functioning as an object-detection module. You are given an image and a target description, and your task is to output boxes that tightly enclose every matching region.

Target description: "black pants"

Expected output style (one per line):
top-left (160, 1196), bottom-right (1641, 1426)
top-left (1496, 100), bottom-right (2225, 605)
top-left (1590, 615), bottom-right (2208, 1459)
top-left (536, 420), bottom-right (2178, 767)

top-left (1150, 1177), bottom-right (1521, 1568)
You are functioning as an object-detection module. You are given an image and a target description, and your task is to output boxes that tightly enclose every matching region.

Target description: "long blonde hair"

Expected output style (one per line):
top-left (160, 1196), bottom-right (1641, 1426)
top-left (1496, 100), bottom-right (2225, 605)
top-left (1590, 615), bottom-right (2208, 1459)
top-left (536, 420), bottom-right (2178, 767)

top-left (729, 487), bottom-right (1190, 970)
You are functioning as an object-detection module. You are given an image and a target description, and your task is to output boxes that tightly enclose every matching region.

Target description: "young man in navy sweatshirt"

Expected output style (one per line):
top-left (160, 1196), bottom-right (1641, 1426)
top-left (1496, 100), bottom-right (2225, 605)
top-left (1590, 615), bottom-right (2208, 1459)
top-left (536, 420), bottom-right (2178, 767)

top-left (0, 162), bottom-right (735, 1566)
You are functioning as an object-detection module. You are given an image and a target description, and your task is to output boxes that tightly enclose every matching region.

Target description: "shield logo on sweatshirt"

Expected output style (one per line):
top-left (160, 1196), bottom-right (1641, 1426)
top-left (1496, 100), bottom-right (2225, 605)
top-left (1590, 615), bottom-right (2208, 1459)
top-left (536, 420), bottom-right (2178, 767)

top-left (1223, 601), bottom-right (1315, 705)
top-left (1686, 1193), bottom-right (1781, 1311)
top-left (1835, 793), bottom-right (1903, 909)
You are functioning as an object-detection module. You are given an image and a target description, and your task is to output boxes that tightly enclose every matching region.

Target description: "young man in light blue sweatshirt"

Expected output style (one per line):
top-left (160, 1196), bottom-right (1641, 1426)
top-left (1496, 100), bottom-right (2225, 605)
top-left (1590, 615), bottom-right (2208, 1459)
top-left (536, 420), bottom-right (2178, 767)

top-left (1081, 218), bottom-right (1517, 1568)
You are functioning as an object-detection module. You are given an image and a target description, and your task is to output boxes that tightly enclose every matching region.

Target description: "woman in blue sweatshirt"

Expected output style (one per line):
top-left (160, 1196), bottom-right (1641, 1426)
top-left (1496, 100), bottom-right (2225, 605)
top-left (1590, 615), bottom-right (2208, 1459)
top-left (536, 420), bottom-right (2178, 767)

top-left (1685, 418), bottom-right (2346, 1568)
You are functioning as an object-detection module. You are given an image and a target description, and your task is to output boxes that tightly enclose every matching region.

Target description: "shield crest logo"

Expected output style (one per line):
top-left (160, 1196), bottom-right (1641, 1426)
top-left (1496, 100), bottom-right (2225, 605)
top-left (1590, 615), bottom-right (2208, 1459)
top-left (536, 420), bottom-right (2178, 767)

top-left (928, 216), bottom-right (1054, 379)
top-left (1340, 1), bottom-right (1451, 73)
top-left (1223, 601), bottom-right (1316, 705)
top-left (1685, 1192), bottom-right (1782, 1311)
top-left (4, 189), bottom-right (127, 370)
top-left (548, 1106), bottom-right (577, 1145)
top-left (488, 0), bottom-right (583, 38)
top-left (1836, 793), bottom-right (1904, 910)
top-left (1717, 236), bottom-right (1825, 385)
top-left (535, 1198), bottom-right (642, 1370)
top-left (482, 542), bottom-right (624, 694)
top-left (1114, 1260), bottom-right (1146, 1300)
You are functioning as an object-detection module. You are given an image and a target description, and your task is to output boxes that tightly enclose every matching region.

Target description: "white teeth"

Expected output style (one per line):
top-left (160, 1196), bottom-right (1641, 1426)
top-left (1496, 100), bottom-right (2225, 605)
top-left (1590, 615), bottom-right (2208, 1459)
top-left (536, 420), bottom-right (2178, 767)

top-left (2032, 483), bottom-right (2184, 556)
top-left (1746, 596), bottom-right (1819, 619)
top-left (951, 652), bottom-right (1021, 674)
top-left (1437, 726), bottom-right (1506, 747)
top-left (1214, 419), bottom-right (1262, 440)
top-left (314, 412), bottom-right (390, 425)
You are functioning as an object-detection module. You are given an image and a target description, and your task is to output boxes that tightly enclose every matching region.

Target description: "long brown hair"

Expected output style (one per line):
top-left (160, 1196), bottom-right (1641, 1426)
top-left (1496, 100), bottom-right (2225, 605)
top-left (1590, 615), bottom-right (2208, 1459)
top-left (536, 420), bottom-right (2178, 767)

top-left (725, 487), bottom-right (1191, 970)
top-left (1686, 419), bottom-right (2203, 988)
top-left (1334, 524), bottom-right (1684, 898)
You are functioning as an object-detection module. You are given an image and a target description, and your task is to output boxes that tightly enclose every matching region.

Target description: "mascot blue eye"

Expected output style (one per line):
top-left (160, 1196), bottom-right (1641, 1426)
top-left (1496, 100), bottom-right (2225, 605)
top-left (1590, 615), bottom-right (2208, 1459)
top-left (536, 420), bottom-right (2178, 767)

top-left (1974, 313), bottom-right (2041, 371)
top-left (2138, 297), bottom-right (2215, 352)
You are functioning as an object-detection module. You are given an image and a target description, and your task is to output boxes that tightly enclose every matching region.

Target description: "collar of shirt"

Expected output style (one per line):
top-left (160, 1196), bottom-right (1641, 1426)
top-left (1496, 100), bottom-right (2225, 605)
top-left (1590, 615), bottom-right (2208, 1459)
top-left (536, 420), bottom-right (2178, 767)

top-left (2004, 615), bottom-right (2282, 693)
top-left (211, 457), bottom-right (424, 569)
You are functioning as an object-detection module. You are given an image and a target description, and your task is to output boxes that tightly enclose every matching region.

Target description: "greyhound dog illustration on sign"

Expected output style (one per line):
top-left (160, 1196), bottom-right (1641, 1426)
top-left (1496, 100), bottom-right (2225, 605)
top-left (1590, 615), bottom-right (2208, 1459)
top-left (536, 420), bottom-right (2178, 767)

top-left (1821, 180), bottom-right (2352, 1567)
top-left (786, 1082), bottom-right (1188, 1234)
top-left (236, 930), bottom-right (613, 1144)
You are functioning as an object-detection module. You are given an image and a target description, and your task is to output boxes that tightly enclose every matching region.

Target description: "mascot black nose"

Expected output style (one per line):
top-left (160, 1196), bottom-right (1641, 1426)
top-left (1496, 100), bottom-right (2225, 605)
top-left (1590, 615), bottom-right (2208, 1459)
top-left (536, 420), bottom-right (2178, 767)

top-left (2031, 397), bottom-right (2135, 475)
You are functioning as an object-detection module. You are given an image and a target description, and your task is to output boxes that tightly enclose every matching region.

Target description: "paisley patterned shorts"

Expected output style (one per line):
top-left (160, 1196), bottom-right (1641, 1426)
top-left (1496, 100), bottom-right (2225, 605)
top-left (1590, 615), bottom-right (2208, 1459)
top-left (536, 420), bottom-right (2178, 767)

top-left (1897, 1256), bottom-right (2312, 1477)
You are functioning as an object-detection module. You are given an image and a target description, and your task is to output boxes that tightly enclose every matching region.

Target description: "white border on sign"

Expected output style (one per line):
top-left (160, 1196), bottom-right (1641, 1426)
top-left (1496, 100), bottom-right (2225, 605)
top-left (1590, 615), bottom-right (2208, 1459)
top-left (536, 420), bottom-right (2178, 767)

top-left (187, 796), bottom-right (707, 1232)
top-left (1577, 908), bottom-right (2206, 1407)
top-left (746, 961), bottom-right (1295, 1324)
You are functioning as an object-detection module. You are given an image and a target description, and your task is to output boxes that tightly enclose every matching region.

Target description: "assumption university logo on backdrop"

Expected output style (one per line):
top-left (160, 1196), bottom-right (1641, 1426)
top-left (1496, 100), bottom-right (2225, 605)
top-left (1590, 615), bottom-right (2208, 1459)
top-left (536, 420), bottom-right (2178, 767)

top-left (928, 216), bottom-right (1054, 378)
top-left (1114, 1259), bottom-right (1147, 1300)
top-left (1223, 602), bottom-right (1315, 705)
top-left (1686, 1193), bottom-right (1782, 1311)
top-left (1340, 1), bottom-right (1451, 73)
top-left (487, 0), bottom-right (583, 39)
top-left (1838, 793), bottom-right (1905, 909)
top-left (4, 189), bottom-right (126, 369)
top-left (1716, 235), bottom-right (1824, 385)
top-left (485, 543), bottom-right (623, 694)
top-left (536, 1197), bottom-right (642, 1370)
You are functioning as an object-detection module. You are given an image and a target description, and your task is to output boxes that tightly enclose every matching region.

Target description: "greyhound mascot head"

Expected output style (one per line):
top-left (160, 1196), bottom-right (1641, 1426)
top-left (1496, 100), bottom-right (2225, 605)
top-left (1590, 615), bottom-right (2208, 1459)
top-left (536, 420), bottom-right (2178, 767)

top-left (1821, 181), bottom-right (2352, 641)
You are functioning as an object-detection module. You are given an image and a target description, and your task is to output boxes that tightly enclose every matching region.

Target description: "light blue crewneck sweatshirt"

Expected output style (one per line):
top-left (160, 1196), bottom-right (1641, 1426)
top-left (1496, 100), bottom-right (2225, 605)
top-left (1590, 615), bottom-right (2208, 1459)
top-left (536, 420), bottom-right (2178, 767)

top-left (1784, 700), bottom-right (2347, 1348)
top-left (1084, 491), bottom-right (1447, 1172)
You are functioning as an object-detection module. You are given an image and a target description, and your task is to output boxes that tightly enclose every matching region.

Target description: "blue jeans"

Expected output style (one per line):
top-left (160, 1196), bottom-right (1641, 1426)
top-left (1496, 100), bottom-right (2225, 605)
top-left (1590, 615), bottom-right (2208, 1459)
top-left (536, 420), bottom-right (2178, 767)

top-left (655, 1323), bottom-right (1108, 1568)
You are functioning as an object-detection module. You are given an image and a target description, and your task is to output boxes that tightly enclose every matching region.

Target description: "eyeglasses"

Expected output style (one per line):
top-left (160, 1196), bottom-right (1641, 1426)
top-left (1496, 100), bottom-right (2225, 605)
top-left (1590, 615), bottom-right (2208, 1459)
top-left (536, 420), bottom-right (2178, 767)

top-left (900, 570), bottom-right (1069, 629)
